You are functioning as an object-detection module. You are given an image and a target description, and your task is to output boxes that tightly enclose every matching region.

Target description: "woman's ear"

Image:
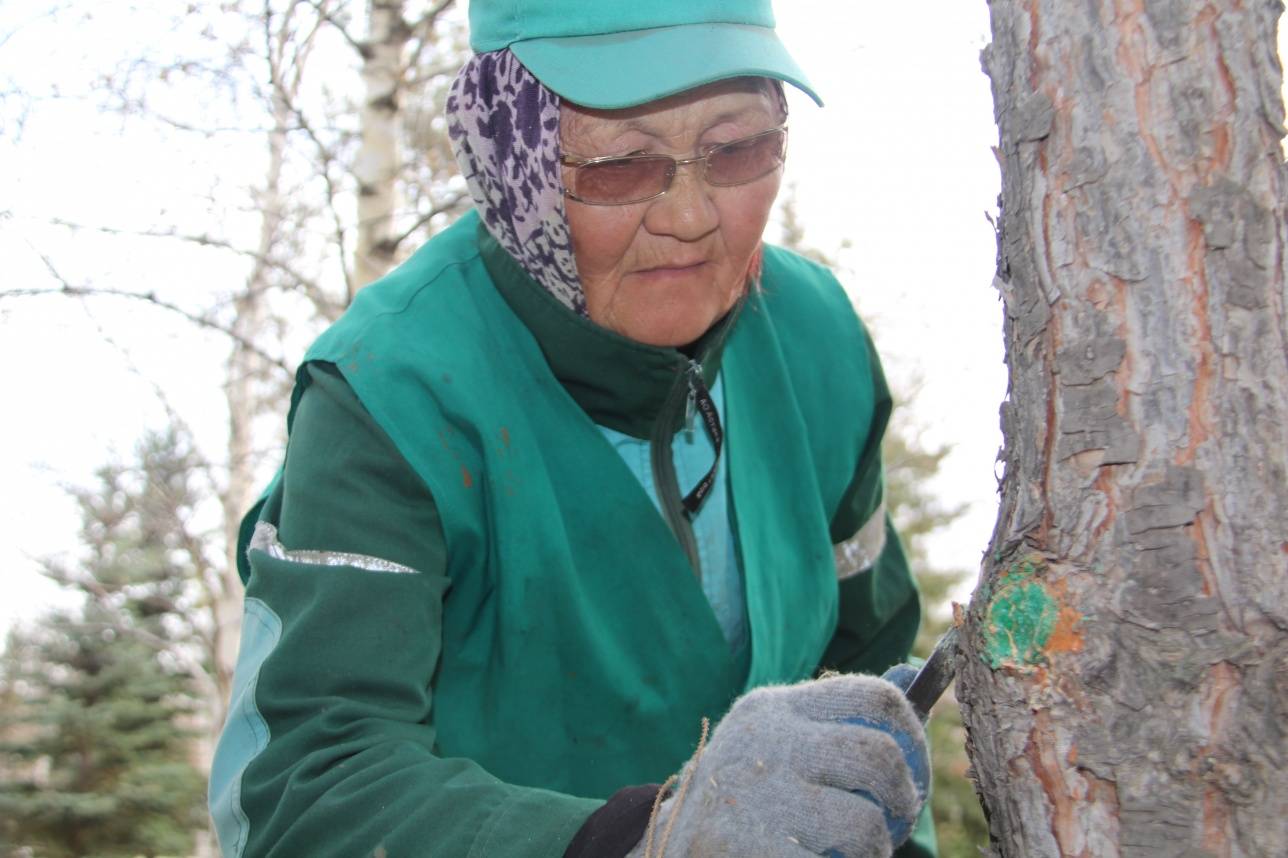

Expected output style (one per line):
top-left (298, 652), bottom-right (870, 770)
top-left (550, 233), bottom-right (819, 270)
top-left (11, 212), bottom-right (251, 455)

top-left (746, 244), bottom-right (765, 290)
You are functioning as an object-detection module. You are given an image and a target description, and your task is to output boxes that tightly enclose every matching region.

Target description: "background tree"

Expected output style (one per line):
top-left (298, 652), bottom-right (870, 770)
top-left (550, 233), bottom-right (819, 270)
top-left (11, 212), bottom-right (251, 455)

top-left (960, 1), bottom-right (1288, 855)
top-left (2, 1), bottom-right (472, 758)
top-left (0, 430), bottom-right (210, 856)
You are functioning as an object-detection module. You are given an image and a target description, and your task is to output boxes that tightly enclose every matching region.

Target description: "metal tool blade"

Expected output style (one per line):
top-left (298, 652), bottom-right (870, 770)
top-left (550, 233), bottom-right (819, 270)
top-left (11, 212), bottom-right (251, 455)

top-left (905, 625), bottom-right (960, 721)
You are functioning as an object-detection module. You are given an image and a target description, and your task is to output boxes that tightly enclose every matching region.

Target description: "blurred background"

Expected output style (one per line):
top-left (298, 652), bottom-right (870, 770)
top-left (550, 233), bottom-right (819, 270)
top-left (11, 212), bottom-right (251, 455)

top-left (7, 1), bottom-right (1272, 855)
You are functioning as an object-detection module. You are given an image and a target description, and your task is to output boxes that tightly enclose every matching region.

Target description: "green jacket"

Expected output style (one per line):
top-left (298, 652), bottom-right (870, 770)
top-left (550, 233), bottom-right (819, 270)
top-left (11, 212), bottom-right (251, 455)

top-left (210, 210), bottom-right (932, 857)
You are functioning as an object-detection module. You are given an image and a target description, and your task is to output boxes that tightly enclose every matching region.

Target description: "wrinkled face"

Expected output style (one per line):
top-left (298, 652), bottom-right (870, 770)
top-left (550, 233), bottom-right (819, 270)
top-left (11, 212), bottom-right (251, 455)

top-left (560, 79), bottom-right (784, 347)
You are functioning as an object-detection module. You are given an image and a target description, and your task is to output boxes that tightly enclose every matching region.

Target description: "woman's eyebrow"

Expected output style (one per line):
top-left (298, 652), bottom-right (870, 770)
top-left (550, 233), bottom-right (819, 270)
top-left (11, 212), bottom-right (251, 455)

top-left (604, 117), bottom-right (666, 139)
top-left (611, 108), bottom-right (771, 140)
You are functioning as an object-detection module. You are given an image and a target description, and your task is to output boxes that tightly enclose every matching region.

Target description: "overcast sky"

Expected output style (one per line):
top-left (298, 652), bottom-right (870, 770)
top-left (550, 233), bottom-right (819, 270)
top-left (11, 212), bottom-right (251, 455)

top-left (2, 3), bottom-right (1280, 639)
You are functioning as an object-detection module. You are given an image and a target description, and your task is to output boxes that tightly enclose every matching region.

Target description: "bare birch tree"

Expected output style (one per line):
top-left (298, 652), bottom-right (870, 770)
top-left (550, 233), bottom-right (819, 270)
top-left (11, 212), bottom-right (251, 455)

top-left (2, 0), bottom-right (469, 752)
top-left (959, 1), bottom-right (1288, 855)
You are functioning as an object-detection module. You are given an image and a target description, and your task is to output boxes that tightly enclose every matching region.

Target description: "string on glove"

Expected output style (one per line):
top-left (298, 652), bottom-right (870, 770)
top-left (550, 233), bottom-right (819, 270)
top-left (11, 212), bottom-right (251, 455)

top-left (643, 717), bottom-right (710, 858)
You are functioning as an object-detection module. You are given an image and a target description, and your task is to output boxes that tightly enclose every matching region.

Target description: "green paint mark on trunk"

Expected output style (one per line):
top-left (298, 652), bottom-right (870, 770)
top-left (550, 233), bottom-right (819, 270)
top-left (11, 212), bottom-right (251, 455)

top-left (984, 557), bottom-right (1058, 669)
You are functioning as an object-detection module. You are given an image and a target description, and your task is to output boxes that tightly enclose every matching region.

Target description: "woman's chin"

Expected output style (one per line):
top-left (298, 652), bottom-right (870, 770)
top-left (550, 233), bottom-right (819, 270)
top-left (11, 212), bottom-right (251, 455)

top-left (598, 302), bottom-right (726, 348)
top-left (593, 279), bottom-right (740, 348)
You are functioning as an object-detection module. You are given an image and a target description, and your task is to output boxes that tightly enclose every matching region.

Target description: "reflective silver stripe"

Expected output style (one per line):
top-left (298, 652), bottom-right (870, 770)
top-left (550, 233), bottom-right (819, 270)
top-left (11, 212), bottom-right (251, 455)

top-left (833, 501), bottom-right (887, 580)
top-left (248, 522), bottom-right (420, 575)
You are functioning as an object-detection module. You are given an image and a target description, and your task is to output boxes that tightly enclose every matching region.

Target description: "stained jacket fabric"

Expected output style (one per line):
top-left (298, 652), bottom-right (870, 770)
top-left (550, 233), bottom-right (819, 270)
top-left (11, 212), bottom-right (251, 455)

top-left (210, 209), bottom-right (932, 857)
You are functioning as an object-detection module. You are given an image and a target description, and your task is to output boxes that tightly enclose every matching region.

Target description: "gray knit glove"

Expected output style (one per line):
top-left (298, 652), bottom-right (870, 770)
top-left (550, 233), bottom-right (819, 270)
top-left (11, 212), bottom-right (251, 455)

top-left (627, 674), bottom-right (929, 858)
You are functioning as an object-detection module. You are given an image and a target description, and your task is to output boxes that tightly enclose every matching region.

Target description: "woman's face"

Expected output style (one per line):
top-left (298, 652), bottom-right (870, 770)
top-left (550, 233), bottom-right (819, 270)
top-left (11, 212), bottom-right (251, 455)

top-left (560, 79), bottom-right (784, 347)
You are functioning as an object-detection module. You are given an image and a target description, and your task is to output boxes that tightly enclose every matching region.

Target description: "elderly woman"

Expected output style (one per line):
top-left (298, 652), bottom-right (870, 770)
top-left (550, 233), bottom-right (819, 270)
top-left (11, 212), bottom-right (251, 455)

top-left (210, 1), bottom-right (936, 856)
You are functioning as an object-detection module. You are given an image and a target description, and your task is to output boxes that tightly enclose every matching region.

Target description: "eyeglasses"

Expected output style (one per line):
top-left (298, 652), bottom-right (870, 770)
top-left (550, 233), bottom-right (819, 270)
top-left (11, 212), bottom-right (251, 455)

top-left (560, 126), bottom-right (788, 206)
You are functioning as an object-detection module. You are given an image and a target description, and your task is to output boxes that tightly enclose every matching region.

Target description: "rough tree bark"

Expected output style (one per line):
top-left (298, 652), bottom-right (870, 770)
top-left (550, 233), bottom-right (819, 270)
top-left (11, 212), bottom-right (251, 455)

top-left (959, 1), bottom-right (1288, 856)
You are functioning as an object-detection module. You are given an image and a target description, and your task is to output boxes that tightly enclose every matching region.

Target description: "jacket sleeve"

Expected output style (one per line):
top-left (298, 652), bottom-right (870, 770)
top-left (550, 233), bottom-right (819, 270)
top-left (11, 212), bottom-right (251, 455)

top-left (820, 323), bottom-right (922, 678)
top-left (209, 362), bottom-right (603, 858)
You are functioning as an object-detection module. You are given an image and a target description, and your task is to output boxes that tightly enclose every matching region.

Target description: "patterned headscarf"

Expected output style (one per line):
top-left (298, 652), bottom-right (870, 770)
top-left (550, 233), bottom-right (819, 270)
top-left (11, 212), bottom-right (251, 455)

top-left (446, 50), bottom-right (586, 315)
top-left (446, 51), bottom-right (790, 317)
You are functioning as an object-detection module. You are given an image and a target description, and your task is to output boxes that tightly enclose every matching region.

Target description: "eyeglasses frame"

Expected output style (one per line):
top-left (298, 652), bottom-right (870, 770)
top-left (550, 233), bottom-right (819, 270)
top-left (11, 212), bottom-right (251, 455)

top-left (559, 126), bottom-right (789, 206)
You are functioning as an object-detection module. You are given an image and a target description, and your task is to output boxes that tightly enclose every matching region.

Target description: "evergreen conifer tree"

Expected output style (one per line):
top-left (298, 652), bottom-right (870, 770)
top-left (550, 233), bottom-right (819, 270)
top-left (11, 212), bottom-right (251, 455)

top-left (0, 429), bottom-right (209, 857)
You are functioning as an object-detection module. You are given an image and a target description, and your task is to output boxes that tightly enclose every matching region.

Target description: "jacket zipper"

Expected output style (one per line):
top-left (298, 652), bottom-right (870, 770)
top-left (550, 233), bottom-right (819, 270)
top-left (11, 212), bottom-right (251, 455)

top-left (650, 358), bottom-right (705, 578)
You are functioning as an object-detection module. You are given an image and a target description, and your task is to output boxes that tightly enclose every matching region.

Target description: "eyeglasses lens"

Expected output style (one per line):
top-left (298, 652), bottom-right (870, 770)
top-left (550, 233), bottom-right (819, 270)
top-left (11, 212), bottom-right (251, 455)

top-left (569, 129), bottom-right (786, 205)
top-left (707, 130), bottom-right (786, 186)
top-left (573, 156), bottom-right (673, 206)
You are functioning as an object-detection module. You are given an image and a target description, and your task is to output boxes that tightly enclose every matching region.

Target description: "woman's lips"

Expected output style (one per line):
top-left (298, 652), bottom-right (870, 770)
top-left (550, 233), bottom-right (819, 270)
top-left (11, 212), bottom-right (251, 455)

top-left (633, 261), bottom-right (708, 279)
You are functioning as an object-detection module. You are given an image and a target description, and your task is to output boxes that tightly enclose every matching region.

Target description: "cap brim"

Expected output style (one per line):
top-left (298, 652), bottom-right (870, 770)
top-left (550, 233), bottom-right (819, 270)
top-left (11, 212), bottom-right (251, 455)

top-left (510, 23), bottom-right (822, 110)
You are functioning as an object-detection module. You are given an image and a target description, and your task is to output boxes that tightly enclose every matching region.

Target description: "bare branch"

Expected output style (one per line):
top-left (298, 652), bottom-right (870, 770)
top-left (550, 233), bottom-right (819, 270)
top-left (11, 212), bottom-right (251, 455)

top-left (264, 65), bottom-right (356, 302)
top-left (0, 3), bottom-right (70, 53)
top-left (288, 4), bottom-right (328, 97)
top-left (403, 62), bottom-right (461, 90)
top-left (3, 254), bottom-right (294, 379)
top-left (306, 0), bottom-right (368, 58)
top-left (117, 105), bottom-right (267, 137)
top-left (311, 161), bottom-right (355, 302)
top-left (44, 217), bottom-right (340, 316)
top-left (387, 189), bottom-right (469, 252)
top-left (75, 308), bottom-right (231, 509)
top-left (404, 0), bottom-right (458, 78)
top-left (410, 0), bottom-right (455, 39)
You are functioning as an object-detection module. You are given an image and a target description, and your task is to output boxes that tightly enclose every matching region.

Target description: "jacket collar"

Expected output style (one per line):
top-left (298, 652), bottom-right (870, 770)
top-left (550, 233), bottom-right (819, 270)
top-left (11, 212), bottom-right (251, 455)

top-left (478, 223), bottom-right (737, 440)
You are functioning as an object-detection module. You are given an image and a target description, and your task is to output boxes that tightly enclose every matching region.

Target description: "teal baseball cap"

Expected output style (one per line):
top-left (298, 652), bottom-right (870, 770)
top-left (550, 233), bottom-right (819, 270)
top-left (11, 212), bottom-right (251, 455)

top-left (468, 0), bottom-right (822, 109)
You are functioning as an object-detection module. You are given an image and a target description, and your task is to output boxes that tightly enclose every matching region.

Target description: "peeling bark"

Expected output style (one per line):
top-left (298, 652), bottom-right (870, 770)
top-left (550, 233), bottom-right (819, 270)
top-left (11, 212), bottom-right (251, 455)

top-left (960, 1), bottom-right (1288, 855)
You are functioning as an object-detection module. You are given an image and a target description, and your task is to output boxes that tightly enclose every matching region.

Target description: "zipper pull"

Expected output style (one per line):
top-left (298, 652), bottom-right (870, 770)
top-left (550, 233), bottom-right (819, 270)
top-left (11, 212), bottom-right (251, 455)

top-left (684, 360), bottom-right (702, 441)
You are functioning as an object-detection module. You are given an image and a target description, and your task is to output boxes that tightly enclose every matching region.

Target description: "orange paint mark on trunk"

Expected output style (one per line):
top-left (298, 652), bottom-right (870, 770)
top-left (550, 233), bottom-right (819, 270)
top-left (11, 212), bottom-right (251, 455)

top-left (461, 465), bottom-right (473, 488)
top-left (1043, 576), bottom-right (1087, 656)
top-left (1046, 604), bottom-right (1086, 655)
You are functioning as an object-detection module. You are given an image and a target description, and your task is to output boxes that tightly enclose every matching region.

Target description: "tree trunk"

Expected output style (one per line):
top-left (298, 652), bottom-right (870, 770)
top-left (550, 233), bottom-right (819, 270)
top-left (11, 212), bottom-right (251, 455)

top-left (959, 2), bottom-right (1288, 856)
top-left (352, 0), bottom-right (409, 291)
top-left (216, 146), bottom-right (283, 731)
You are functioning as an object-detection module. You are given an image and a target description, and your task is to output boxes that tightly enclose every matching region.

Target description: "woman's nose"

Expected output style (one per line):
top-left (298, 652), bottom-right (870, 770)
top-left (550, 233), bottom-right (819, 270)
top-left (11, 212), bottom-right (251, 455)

top-left (642, 162), bottom-right (719, 241)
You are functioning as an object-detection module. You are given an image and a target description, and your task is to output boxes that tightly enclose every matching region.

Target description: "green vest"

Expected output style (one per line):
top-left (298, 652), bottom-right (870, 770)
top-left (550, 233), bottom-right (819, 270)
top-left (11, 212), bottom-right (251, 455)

top-left (281, 210), bottom-right (881, 796)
